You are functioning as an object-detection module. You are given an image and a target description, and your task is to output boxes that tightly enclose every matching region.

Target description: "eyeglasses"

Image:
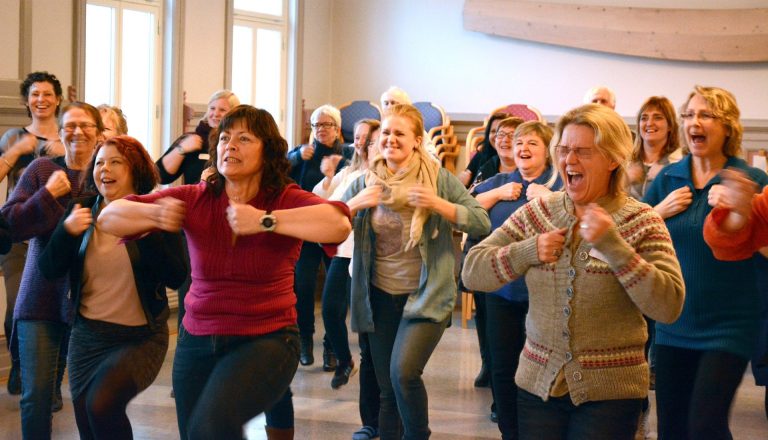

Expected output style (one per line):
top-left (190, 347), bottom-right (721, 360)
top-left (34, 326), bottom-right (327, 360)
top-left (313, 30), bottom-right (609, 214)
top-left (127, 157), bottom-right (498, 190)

top-left (311, 122), bottom-right (336, 130)
top-left (555, 146), bottom-right (594, 159)
top-left (62, 122), bottom-right (98, 132)
top-left (495, 131), bottom-right (515, 140)
top-left (680, 112), bottom-right (717, 122)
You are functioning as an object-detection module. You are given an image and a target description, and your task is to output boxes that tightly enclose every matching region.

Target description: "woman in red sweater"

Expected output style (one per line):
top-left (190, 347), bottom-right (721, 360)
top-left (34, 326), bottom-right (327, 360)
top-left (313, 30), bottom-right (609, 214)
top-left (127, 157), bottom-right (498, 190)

top-left (98, 105), bottom-right (351, 439)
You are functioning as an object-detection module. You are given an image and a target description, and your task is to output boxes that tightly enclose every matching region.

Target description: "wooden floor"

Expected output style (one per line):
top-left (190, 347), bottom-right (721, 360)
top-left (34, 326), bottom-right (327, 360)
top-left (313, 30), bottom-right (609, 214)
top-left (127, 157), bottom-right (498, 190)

top-left (1, 310), bottom-right (768, 439)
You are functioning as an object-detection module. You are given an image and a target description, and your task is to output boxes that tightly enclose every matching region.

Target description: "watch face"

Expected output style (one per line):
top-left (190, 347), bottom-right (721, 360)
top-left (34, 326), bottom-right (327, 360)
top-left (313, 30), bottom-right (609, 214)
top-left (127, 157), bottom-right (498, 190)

top-left (263, 217), bottom-right (275, 228)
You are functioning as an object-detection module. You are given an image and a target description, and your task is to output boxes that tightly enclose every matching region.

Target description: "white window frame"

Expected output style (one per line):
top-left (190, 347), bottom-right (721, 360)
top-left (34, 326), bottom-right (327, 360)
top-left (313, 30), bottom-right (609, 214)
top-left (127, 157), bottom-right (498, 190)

top-left (78, 0), bottom-right (164, 157)
top-left (226, 0), bottom-right (298, 142)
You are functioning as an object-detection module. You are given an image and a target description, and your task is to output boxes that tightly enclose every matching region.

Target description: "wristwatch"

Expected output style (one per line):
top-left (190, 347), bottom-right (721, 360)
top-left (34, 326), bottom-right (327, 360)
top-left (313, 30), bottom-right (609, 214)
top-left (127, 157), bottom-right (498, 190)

top-left (260, 211), bottom-right (277, 232)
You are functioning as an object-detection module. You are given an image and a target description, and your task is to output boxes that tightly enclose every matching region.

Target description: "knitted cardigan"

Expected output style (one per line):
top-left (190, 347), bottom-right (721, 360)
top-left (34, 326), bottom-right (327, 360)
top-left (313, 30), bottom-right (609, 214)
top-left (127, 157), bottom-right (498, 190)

top-left (462, 191), bottom-right (684, 405)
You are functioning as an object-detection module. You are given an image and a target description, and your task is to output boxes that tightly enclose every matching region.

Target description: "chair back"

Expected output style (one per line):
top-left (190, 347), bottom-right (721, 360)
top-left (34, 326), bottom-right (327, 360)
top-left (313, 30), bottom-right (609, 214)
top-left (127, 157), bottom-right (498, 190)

top-left (491, 104), bottom-right (545, 123)
top-left (338, 101), bottom-right (381, 143)
top-left (414, 102), bottom-right (448, 135)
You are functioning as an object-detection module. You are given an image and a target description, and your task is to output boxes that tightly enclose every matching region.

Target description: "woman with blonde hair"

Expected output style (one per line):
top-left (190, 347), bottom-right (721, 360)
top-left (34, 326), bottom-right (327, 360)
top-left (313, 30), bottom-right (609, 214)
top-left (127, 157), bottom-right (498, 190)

top-left (470, 121), bottom-right (561, 439)
top-left (464, 104), bottom-right (684, 439)
top-left (343, 104), bottom-right (490, 439)
top-left (97, 105), bottom-right (128, 139)
top-left (645, 85), bottom-right (768, 439)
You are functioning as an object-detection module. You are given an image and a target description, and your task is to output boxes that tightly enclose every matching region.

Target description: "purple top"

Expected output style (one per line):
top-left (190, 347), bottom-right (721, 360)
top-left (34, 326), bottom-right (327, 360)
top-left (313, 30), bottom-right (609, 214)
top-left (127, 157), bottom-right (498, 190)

top-left (1, 156), bottom-right (92, 323)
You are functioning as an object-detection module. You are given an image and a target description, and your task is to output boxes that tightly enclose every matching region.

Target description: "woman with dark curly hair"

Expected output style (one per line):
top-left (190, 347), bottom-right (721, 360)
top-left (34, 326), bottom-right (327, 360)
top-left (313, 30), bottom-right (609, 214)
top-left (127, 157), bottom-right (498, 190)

top-left (97, 105), bottom-right (352, 439)
top-left (0, 71), bottom-right (65, 396)
top-left (39, 135), bottom-right (187, 439)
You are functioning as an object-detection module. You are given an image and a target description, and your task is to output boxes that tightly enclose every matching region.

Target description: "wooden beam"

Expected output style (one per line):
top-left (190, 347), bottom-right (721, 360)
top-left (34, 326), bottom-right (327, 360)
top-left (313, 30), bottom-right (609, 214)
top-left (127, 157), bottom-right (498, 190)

top-left (463, 0), bottom-right (768, 63)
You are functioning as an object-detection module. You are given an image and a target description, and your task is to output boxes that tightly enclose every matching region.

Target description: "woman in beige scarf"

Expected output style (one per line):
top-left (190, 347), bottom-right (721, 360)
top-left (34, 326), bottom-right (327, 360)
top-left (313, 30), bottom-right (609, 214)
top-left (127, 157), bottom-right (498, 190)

top-left (344, 104), bottom-right (490, 440)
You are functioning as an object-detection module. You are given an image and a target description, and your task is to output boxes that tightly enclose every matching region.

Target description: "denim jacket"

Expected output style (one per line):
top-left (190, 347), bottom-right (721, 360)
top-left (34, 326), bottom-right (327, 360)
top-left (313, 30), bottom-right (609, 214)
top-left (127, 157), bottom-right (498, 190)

top-left (342, 168), bottom-right (490, 332)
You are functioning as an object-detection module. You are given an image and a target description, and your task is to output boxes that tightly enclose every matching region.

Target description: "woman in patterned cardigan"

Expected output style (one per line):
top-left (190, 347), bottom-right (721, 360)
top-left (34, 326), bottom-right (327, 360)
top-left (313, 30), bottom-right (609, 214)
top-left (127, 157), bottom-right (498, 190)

top-left (462, 104), bottom-right (685, 440)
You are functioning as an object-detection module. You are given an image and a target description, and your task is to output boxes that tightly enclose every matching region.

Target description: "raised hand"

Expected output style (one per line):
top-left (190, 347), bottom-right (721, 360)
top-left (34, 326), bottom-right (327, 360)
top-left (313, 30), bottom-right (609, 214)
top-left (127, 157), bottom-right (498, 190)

top-left (226, 200), bottom-right (262, 236)
top-left (320, 154), bottom-right (343, 178)
top-left (537, 227), bottom-right (567, 263)
top-left (63, 204), bottom-right (93, 236)
top-left (526, 183), bottom-right (552, 201)
top-left (578, 203), bottom-right (614, 244)
top-left (407, 184), bottom-right (440, 209)
top-left (153, 197), bottom-right (186, 232)
top-left (44, 170), bottom-right (71, 198)
top-left (300, 144), bottom-right (315, 161)
top-left (709, 168), bottom-right (758, 216)
top-left (178, 134), bottom-right (204, 155)
top-left (347, 185), bottom-right (383, 212)
top-left (654, 186), bottom-right (693, 219)
top-left (494, 181), bottom-right (523, 201)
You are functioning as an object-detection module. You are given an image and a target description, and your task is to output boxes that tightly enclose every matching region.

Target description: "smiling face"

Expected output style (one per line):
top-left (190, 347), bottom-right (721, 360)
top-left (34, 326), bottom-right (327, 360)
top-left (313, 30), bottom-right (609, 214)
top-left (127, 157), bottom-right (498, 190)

top-left (639, 106), bottom-right (671, 148)
top-left (514, 133), bottom-right (548, 179)
top-left (206, 98), bottom-right (232, 128)
top-left (379, 115), bottom-right (421, 171)
top-left (683, 93), bottom-right (729, 160)
top-left (313, 113), bottom-right (340, 147)
top-left (353, 123), bottom-right (371, 155)
top-left (495, 126), bottom-right (516, 165)
top-left (60, 107), bottom-right (100, 163)
top-left (93, 144), bottom-right (134, 203)
top-left (27, 81), bottom-right (60, 121)
top-left (216, 120), bottom-right (264, 181)
top-left (558, 124), bottom-right (618, 210)
top-left (488, 118), bottom-right (503, 149)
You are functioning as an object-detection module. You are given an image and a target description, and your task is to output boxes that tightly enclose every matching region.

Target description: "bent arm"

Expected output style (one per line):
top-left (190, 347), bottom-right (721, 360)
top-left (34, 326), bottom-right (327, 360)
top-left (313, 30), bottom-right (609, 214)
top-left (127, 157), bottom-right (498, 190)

top-left (97, 198), bottom-right (169, 237)
top-left (439, 170), bottom-right (490, 236)
top-left (592, 214), bottom-right (685, 324)
top-left (704, 187), bottom-right (768, 260)
top-left (273, 203), bottom-right (351, 243)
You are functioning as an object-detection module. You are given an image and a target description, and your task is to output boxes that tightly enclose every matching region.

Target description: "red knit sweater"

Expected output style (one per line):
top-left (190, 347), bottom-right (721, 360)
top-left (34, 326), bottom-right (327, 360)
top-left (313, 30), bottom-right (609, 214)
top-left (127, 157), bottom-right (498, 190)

top-left (128, 182), bottom-right (349, 336)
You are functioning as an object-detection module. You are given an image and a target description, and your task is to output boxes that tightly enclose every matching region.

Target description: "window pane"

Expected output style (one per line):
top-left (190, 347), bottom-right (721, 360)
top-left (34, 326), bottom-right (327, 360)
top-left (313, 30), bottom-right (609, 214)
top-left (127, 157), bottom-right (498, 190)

top-left (120, 9), bottom-right (155, 150)
top-left (85, 4), bottom-right (116, 106)
top-left (232, 25), bottom-right (254, 105)
top-left (255, 28), bottom-right (282, 127)
top-left (234, 0), bottom-right (282, 16)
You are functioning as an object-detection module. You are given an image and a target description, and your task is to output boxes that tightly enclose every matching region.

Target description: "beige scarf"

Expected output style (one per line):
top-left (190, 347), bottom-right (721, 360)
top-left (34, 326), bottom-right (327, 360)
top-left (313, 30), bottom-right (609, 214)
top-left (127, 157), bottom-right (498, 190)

top-left (365, 146), bottom-right (440, 250)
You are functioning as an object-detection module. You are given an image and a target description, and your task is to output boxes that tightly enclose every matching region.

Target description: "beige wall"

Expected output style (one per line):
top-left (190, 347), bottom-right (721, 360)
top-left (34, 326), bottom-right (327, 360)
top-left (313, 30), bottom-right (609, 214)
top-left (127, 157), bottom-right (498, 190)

top-left (182, 0), bottom-right (227, 104)
top-left (310, 0), bottom-right (768, 121)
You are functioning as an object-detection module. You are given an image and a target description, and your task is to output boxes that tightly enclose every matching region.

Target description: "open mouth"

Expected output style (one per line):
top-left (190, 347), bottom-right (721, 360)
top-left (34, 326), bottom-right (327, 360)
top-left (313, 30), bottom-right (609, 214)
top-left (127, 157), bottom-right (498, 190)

top-left (566, 170), bottom-right (583, 186)
top-left (224, 156), bottom-right (241, 163)
top-left (101, 178), bottom-right (116, 185)
top-left (690, 134), bottom-right (706, 145)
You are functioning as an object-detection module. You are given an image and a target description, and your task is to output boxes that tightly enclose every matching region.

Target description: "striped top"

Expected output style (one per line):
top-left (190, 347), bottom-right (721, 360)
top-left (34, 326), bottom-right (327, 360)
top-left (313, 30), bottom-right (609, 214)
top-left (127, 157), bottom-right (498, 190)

top-left (462, 191), bottom-right (684, 405)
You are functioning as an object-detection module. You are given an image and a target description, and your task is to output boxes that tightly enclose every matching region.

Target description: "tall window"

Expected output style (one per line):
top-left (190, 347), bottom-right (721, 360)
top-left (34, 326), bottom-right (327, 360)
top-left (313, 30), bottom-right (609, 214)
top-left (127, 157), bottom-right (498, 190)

top-left (230, 0), bottom-right (288, 132)
top-left (84, 0), bottom-right (162, 152)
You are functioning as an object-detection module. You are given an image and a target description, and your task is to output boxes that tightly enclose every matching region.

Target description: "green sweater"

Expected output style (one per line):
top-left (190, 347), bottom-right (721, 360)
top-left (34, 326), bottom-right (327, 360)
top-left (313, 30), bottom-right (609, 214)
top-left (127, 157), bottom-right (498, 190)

top-left (462, 191), bottom-right (684, 405)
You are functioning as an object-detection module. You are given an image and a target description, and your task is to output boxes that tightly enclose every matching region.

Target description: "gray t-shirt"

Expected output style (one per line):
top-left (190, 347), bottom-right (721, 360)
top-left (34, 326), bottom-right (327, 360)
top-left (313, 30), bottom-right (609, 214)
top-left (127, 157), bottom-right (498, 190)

top-left (371, 204), bottom-right (422, 294)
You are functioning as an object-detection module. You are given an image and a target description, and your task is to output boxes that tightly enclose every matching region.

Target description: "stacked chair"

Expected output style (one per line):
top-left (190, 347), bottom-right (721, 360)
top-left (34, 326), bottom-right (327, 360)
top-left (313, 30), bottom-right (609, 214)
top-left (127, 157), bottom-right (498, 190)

top-left (414, 101), bottom-right (460, 173)
top-left (338, 101), bottom-right (382, 143)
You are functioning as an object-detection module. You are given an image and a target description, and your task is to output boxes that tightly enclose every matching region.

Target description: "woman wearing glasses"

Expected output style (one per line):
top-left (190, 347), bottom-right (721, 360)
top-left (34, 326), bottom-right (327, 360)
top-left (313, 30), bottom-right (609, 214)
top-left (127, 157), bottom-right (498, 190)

top-left (1, 102), bottom-right (102, 439)
top-left (288, 104), bottom-right (353, 368)
top-left (463, 104), bottom-right (684, 440)
top-left (459, 112), bottom-right (512, 188)
top-left (645, 86), bottom-right (768, 440)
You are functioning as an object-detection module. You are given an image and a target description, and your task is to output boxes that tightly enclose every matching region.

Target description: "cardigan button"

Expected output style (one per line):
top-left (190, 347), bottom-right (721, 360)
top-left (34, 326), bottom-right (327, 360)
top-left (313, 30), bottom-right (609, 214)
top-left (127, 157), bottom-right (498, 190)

top-left (565, 351), bottom-right (573, 361)
top-left (562, 330), bottom-right (570, 340)
top-left (568, 268), bottom-right (576, 279)
top-left (578, 251), bottom-right (589, 261)
top-left (563, 306), bottom-right (571, 317)
top-left (573, 371), bottom-right (583, 381)
top-left (566, 286), bottom-right (574, 298)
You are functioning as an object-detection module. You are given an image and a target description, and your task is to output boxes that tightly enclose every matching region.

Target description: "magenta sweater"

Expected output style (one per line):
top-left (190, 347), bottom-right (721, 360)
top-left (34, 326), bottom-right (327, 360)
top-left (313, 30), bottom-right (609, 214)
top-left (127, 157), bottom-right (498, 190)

top-left (127, 182), bottom-right (349, 336)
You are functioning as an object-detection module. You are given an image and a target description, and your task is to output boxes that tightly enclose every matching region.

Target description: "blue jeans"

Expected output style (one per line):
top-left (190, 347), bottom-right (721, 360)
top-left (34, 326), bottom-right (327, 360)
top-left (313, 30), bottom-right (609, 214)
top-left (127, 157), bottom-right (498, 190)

top-left (369, 285), bottom-right (448, 440)
top-left (172, 324), bottom-right (299, 440)
top-left (17, 319), bottom-right (70, 440)
top-left (486, 295), bottom-right (527, 440)
top-left (517, 388), bottom-right (642, 440)
top-left (322, 257), bottom-right (352, 364)
top-left (294, 242), bottom-right (330, 339)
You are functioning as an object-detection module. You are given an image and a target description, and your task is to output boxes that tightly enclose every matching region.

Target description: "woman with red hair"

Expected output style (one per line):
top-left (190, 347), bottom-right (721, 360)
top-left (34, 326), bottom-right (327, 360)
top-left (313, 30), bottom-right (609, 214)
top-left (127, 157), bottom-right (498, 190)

top-left (39, 135), bottom-right (187, 438)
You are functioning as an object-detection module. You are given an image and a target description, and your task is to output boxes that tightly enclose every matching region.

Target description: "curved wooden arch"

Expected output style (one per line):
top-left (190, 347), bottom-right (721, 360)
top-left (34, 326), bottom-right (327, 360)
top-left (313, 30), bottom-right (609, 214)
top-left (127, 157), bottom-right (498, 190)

top-left (463, 0), bottom-right (768, 63)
